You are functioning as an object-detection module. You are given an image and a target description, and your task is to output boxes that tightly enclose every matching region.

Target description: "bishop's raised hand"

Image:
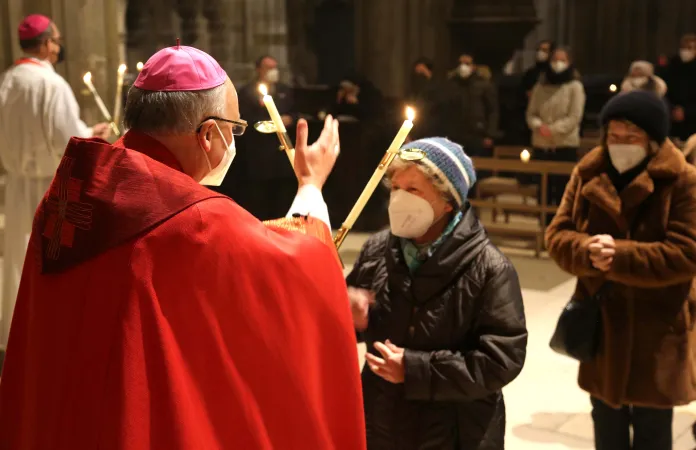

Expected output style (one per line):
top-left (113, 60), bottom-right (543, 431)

top-left (293, 115), bottom-right (340, 191)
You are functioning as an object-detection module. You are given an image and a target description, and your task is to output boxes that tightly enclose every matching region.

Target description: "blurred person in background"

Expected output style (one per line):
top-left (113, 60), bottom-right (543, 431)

top-left (232, 55), bottom-right (296, 220)
top-left (620, 60), bottom-right (667, 97)
top-left (521, 40), bottom-right (556, 97)
top-left (526, 47), bottom-right (586, 217)
top-left (347, 137), bottom-right (527, 450)
top-left (444, 54), bottom-right (499, 180)
top-left (546, 91), bottom-right (696, 450)
top-left (664, 34), bottom-right (696, 141)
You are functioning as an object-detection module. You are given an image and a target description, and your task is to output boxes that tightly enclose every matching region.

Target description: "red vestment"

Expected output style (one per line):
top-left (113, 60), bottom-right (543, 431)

top-left (0, 131), bottom-right (366, 450)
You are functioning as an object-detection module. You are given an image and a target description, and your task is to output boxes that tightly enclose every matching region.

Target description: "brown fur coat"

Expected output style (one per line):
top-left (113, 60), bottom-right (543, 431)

top-left (546, 141), bottom-right (696, 408)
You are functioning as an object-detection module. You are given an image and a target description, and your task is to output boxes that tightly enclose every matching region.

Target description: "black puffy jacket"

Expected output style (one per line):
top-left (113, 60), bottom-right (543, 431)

top-left (346, 207), bottom-right (527, 450)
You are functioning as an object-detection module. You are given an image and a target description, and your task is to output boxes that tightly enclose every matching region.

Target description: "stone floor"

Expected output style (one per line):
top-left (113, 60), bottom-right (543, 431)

top-left (340, 230), bottom-right (696, 450)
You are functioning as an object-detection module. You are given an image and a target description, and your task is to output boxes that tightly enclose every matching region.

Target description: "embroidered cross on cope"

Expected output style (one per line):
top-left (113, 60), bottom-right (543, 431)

top-left (42, 157), bottom-right (93, 260)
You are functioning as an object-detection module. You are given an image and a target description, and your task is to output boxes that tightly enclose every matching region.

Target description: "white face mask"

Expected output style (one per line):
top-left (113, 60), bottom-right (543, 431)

top-left (608, 144), bottom-right (647, 174)
top-left (536, 50), bottom-right (549, 62)
top-left (265, 68), bottom-right (280, 83)
top-left (458, 64), bottom-right (472, 78)
top-left (551, 61), bottom-right (569, 73)
top-left (680, 49), bottom-right (695, 63)
top-left (200, 123), bottom-right (236, 186)
top-left (388, 190), bottom-right (436, 239)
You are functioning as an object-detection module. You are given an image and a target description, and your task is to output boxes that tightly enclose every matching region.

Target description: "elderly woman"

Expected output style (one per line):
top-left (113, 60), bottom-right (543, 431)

top-left (620, 60), bottom-right (668, 97)
top-left (546, 91), bottom-right (696, 450)
top-left (347, 137), bottom-right (527, 450)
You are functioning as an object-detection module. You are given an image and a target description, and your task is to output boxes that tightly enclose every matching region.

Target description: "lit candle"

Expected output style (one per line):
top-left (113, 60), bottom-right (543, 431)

top-left (609, 84), bottom-right (617, 93)
top-left (136, 61), bottom-right (144, 72)
top-left (83, 72), bottom-right (120, 137)
top-left (112, 64), bottom-right (127, 132)
top-left (334, 107), bottom-right (416, 249)
top-left (520, 149), bottom-right (531, 163)
top-left (258, 83), bottom-right (287, 133)
top-left (258, 83), bottom-right (294, 167)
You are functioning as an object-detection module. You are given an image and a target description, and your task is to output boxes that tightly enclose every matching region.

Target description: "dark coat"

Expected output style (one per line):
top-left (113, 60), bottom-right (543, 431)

top-left (347, 207), bottom-right (527, 450)
top-left (435, 74), bottom-right (499, 148)
top-left (665, 57), bottom-right (696, 140)
top-left (545, 142), bottom-right (696, 408)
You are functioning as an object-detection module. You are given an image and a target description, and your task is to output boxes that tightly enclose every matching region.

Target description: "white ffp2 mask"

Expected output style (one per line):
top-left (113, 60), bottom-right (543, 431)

top-left (608, 144), bottom-right (647, 174)
top-left (200, 123), bottom-right (236, 186)
top-left (388, 190), bottom-right (435, 239)
top-left (265, 68), bottom-right (280, 84)
top-left (458, 64), bottom-right (472, 78)
top-left (680, 49), bottom-right (695, 63)
top-left (551, 61), bottom-right (569, 73)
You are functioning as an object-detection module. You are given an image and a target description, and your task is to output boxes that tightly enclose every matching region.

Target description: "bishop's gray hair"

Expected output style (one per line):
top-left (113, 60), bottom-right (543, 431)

top-left (123, 84), bottom-right (227, 134)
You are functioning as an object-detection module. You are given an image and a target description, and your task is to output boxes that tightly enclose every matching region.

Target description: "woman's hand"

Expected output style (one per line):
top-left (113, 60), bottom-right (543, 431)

top-left (348, 287), bottom-right (374, 331)
top-left (539, 124), bottom-right (552, 138)
top-left (366, 340), bottom-right (405, 384)
top-left (587, 234), bottom-right (616, 272)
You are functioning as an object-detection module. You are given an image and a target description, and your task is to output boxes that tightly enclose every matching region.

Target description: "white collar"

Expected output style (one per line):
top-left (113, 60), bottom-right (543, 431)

top-left (20, 55), bottom-right (55, 72)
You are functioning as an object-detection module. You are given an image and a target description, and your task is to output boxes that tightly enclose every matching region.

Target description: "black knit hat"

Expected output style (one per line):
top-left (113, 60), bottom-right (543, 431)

top-left (599, 91), bottom-right (670, 143)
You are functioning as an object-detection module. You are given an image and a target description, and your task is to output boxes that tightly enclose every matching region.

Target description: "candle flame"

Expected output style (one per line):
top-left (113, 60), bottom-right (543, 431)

top-left (258, 83), bottom-right (268, 96)
top-left (83, 72), bottom-right (92, 84)
top-left (136, 61), bottom-right (144, 72)
top-left (520, 149), bottom-right (531, 162)
top-left (406, 106), bottom-right (416, 121)
top-left (609, 84), bottom-right (617, 93)
top-left (118, 64), bottom-right (127, 74)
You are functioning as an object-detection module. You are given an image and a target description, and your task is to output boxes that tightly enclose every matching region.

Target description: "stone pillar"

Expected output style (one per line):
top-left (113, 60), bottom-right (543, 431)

top-left (355, 0), bottom-right (454, 97)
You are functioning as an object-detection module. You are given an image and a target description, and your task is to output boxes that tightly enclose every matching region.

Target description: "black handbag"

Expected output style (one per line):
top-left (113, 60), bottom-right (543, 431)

top-left (549, 283), bottom-right (611, 362)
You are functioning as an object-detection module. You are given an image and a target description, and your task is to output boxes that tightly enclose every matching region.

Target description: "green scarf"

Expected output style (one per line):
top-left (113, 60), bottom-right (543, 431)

top-left (400, 211), bottom-right (463, 273)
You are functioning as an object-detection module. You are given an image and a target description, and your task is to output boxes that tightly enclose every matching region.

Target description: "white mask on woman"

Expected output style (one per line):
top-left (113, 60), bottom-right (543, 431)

top-left (265, 68), bottom-right (280, 84)
top-left (630, 76), bottom-right (649, 88)
top-left (388, 190), bottom-right (437, 239)
top-left (200, 123), bottom-right (236, 186)
top-left (551, 61), bottom-right (569, 73)
top-left (536, 50), bottom-right (549, 62)
top-left (607, 144), bottom-right (647, 174)
top-left (680, 49), bottom-right (695, 63)
top-left (458, 64), bottom-right (472, 79)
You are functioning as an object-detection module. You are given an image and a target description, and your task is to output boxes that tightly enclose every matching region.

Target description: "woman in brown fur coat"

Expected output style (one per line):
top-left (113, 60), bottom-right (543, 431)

top-left (546, 91), bottom-right (696, 450)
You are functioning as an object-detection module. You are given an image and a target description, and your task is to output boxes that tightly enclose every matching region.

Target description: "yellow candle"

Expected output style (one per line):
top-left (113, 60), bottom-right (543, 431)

top-left (83, 72), bottom-right (120, 136)
top-left (341, 107), bottom-right (415, 230)
top-left (113, 64), bottom-right (127, 131)
top-left (258, 83), bottom-right (287, 133)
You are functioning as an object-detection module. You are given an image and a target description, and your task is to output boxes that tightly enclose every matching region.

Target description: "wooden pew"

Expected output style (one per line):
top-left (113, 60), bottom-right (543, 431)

top-left (471, 157), bottom-right (576, 257)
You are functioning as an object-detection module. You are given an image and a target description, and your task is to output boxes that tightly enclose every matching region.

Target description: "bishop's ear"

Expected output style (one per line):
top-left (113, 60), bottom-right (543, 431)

top-left (196, 120), bottom-right (216, 154)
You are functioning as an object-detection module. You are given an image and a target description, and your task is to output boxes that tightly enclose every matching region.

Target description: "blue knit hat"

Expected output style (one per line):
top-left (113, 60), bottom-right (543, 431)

top-left (400, 137), bottom-right (477, 207)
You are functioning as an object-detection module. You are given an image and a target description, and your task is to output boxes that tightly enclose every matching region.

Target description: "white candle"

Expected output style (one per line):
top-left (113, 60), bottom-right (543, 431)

top-left (83, 72), bottom-right (119, 136)
top-left (342, 107), bottom-right (415, 228)
top-left (113, 64), bottom-right (127, 130)
top-left (258, 83), bottom-right (287, 133)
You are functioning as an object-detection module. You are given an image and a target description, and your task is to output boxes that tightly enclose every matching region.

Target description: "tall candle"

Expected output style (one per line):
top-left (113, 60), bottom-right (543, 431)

top-left (258, 83), bottom-right (294, 167)
top-left (83, 72), bottom-right (120, 136)
top-left (258, 83), bottom-right (287, 133)
top-left (334, 107), bottom-right (415, 249)
top-left (113, 64), bottom-right (127, 131)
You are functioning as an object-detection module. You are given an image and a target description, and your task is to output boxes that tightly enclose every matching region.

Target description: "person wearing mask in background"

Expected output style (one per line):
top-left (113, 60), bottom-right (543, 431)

top-left (408, 57), bottom-right (437, 139)
top-left (620, 60), bottom-right (667, 97)
top-left (526, 47), bottom-right (586, 220)
top-left (0, 14), bottom-right (110, 353)
top-left (664, 34), bottom-right (696, 142)
top-left (444, 54), bottom-right (499, 180)
top-left (347, 137), bottom-right (527, 450)
top-left (546, 90), bottom-right (696, 450)
top-left (231, 55), bottom-right (296, 220)
top-left (522, 40), bottom-right (556, 97)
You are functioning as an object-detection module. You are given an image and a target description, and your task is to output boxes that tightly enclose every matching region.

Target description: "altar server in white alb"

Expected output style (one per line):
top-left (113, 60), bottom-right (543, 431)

top-left (0, 14), bottom-right (109, 349)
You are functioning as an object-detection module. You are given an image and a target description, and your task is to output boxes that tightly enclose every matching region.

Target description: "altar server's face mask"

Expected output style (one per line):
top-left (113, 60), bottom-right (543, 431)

top-left (200, 122), bottom-right (236, 186)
